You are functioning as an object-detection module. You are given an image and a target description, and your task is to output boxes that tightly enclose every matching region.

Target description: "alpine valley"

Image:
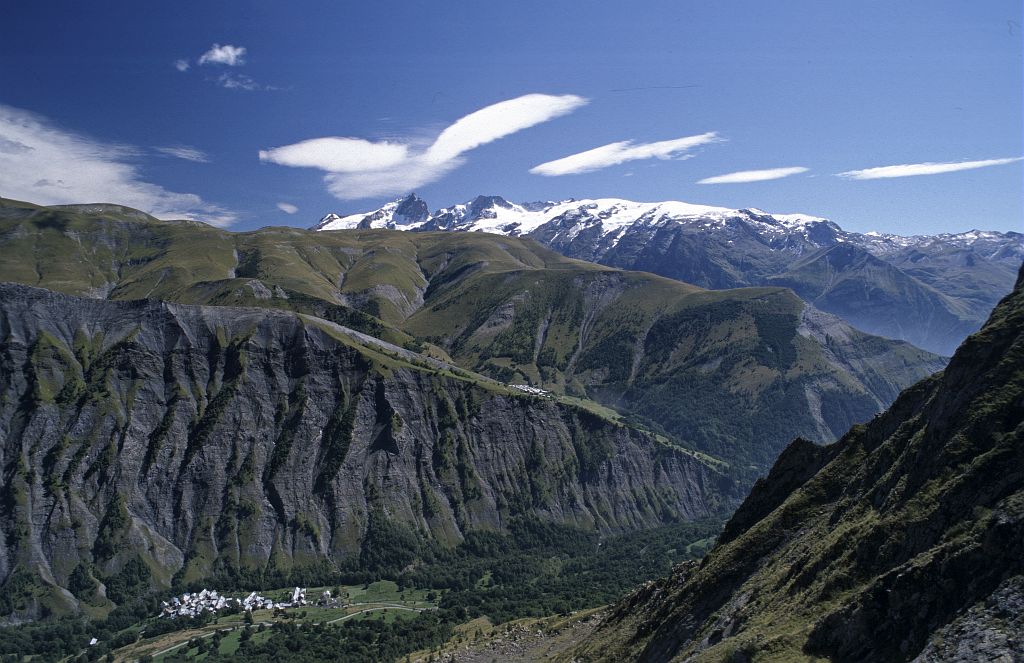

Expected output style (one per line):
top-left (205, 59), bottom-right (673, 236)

top-left (0, 195), bottom-right (1017, 663)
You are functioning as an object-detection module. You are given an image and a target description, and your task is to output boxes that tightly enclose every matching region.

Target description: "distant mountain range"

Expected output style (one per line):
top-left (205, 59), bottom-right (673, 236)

top-left (316, 194), bottom-right (1023, 355)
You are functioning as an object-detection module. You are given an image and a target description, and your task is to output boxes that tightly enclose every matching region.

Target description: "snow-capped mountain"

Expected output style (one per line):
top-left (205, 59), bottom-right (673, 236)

top-left (315, 193), bottom-right (430, 230)
top-left (317, 193), bottom-right (835, 246)
top-left (315, 193), bottom-right (1022, 355)
top-left (317, 193), bottom-right (1018, 262)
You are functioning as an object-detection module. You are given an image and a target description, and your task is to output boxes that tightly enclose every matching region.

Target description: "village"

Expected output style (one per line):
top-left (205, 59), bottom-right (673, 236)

top-left (509, 384), bottom-right (552, 397)
top-left (159, 586), bottom-right (342, 619)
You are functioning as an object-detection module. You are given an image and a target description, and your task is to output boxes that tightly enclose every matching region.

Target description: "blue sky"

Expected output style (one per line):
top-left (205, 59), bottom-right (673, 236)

top-left (1, 0), bottom-right (1021, 234)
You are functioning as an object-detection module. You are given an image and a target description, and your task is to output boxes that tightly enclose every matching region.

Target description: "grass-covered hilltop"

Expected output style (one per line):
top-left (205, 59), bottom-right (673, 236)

top-left (569, 265), bottom-right (1024, 662)
top-left (0, 197), bottom-right (979, 662)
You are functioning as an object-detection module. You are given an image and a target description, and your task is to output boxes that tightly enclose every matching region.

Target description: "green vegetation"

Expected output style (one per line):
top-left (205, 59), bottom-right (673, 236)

top-left (425, 519), bottom-right (723, 623)
top-left (0, 519), bottom-right (721, 662)
top-left (156, 518), bottom-right (721, 662)
top-left (180, 614), bottom-right (451, 663)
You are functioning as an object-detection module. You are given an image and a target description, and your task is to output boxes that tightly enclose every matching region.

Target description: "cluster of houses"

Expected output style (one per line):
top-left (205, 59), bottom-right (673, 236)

top-left (159, 587), bottom-right (310, 619)
top-left (509, 384), bottom-right (551, 397)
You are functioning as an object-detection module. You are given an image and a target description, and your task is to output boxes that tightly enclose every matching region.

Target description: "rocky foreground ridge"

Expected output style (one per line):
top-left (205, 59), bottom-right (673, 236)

top-left (570, 263), bottom-right (1024, 662)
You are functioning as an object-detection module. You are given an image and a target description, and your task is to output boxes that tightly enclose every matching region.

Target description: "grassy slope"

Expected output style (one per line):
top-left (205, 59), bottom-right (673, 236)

top-left (405, 265), bottom-right (941, 470)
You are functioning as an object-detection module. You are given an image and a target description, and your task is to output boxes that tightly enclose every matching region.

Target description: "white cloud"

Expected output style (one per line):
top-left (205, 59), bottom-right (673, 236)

top-left (198, 44), bottom-right (247, 67)
top-left (323, 160), bottom-right (450, 199)
top-left (424, 94), bottom-right (587, 163)
top-left (276, 202), bottom-right (298, 214)
top-left (837, 157), bottom-right (1023, 180)
top-left (260, 138), bottom-right (408, 172)
top-left (0, 104), bottom-right (235, 227)
top-left (529, 132), bottom-right (721, 176)
top-left (174, 59), bottom-right (190, 72)
top-left (698, 166), bottom-right (808, 184)
top-left (260, 93), bottom-right (587, 199)
top-left (155, 145), bottom-right (209, 162)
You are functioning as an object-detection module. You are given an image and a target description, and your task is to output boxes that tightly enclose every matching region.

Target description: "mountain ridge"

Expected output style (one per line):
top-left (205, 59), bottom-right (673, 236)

top-left (316, 193), bottom-right (1021, 355)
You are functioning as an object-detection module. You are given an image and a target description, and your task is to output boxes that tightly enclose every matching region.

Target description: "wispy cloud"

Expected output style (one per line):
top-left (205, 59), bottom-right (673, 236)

top-left (260, 93), bottom-right (587, 199)
top-left (529, 132), bottom-right (721, 176)
top-left (155, 145), bottom-right (209, 162)
top-left (198, 44), bottom-right (247, 67)
top-left (175, 43), bottom-right (273, 91)
top-left (838, 157), bottom-right (1023, 180)
top-left (276, 202), bottom-right (298, 214)
top-left (0, 104), bottom-right (235, 226)
top-left (698, 166), bottom-right (808, 184)
top-left (215, 73), bottom-right (273, 91)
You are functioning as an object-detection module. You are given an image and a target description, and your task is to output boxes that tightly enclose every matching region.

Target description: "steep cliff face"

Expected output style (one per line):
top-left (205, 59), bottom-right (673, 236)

top-left (572, 263), bottom-right (1024, 662)
top-left (0, 284), bottom-right (730, 619)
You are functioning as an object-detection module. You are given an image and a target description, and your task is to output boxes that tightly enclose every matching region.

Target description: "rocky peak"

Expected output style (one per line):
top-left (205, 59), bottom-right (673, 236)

top-left (389, 193), bottom-right (430, 226)
top-left (466, 195), bottom-right (513, 219)
top-left (316, 212), bottom-right (345, 228)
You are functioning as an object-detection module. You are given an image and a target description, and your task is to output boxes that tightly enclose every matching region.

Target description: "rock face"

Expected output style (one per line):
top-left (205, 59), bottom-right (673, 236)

top-left (0, 284), bottom-right (731, 619)
top-left (911, 576), bottom-right (1024, 663)
top-left (572, 263), bottom-right (1024, 662)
